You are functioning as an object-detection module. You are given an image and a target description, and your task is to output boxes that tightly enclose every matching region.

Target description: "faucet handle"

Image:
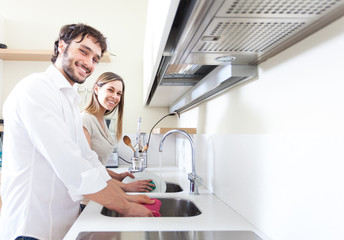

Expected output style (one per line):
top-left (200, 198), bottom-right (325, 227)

top-left (188, 173), bottom-right (202, 183)
top-left (188, 173), bottom-right (203, 195)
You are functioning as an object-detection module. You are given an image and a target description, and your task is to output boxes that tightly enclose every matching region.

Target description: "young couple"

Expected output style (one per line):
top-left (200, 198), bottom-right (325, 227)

top-left (0, 23), bottom-right (154, 240)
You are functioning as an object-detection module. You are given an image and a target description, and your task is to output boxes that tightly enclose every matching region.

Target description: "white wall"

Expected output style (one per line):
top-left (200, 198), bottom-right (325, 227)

top-left (0, 13), bottom-right (4, 111)
top-left (178, 16), bottom-right (344, 240)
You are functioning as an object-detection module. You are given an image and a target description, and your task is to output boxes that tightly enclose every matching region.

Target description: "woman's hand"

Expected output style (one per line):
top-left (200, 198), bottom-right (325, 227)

top-left (118, 171), bottom-right (135, 181)
top-left (124, 179), bottom-right (156, 192)
top-left (107, 170), bottom-right (134, 181)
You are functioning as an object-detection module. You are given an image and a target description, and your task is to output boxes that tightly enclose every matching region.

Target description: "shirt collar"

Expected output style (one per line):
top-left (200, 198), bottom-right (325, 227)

top-left (47, 65), bottom-right (81, 105)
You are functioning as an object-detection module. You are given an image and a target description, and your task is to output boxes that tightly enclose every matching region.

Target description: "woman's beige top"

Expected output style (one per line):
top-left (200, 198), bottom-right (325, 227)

top-left (81, 112), bottom-right (115, 166)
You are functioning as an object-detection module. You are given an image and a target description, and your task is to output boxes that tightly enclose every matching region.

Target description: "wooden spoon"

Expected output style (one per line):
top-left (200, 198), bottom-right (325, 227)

top-left (123, 135), bottom-right (135, 152)
top-left (142, 144), bottom-right (148, 152)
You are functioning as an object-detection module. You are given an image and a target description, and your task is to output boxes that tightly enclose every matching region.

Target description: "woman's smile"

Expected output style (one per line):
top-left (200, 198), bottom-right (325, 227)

top-left (106, 98), bottom-right (117, 108)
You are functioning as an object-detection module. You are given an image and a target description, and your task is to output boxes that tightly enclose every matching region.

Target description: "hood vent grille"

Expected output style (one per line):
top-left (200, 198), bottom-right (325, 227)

top-left (182, 0), bottom-right (344, 65)
top-left (223, 0), bottom-right (340, 16)
top-left (197, 20), bottom-right (306, 53)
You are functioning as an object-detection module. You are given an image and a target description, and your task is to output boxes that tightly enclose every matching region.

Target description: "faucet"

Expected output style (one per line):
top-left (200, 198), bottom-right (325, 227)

top-left (159, 129), bottom-right (202, 195)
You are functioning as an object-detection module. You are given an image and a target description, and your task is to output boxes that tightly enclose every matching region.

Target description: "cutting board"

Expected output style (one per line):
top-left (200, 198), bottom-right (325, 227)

top-left (152, 128), bottom-right (197, 134)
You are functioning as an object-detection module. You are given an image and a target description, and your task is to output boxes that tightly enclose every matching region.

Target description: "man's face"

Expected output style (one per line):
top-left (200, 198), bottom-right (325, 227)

top-left (58, 35), bottom-right (102, 85)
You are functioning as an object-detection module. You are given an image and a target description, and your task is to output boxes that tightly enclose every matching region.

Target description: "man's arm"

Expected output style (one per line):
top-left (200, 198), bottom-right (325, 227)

top-left (84, 179), bottom-right (154, 217)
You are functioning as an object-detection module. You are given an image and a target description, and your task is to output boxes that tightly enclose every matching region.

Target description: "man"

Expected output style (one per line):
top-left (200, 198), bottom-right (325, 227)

top-left (0, 24), bottom-right (153, 240)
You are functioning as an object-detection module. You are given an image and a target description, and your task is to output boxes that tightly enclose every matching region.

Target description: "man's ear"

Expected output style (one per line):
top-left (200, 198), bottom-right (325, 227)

top-left (58, 40), bottom-right (66, 53)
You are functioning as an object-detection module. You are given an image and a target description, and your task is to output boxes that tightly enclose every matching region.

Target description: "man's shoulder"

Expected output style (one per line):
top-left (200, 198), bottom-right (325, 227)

top-left (3, 68), bottom-right (58, 114)
top-left (19, 68), bottom-right (57, 91)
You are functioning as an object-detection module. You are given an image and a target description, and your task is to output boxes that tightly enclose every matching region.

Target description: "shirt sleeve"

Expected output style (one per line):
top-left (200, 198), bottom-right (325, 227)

top-left (17, 77), bottom-right (110, 201)
top-left (70, 112), bottom-right (111, 201)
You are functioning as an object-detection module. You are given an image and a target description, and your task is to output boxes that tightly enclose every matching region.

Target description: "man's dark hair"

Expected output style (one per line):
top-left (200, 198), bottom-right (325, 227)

top-left (51, 23), bottom-right (107, 63)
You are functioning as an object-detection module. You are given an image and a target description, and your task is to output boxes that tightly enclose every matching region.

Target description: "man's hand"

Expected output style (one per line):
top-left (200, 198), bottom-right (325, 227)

top-left (84, 179), bottom-right (154, 217)
top-left (121, 202), bottom-right (154, 217)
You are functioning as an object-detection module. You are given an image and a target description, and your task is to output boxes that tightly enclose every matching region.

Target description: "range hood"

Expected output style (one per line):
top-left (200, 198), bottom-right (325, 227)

top-left (145, 0), bottom-right (344, 113)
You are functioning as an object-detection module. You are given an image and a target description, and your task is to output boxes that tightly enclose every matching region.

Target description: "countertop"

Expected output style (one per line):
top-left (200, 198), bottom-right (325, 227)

top-left (63, 166), bottom-right (269, 240)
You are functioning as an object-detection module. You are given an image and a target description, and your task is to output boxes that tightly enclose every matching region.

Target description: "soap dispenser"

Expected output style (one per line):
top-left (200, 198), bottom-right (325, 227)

top-left (106, 147), bottom-right (119, 168)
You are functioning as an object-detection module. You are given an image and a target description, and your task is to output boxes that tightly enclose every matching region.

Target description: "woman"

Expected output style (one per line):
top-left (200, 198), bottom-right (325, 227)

top-left (82, 72), bottom-right (154, 192)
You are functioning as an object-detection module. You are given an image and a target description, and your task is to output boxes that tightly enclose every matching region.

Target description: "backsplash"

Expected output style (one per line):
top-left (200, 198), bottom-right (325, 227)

top-left (117, 133), bottom-right (176, 167)
top-left (176, 133), bottom-right (344, 240)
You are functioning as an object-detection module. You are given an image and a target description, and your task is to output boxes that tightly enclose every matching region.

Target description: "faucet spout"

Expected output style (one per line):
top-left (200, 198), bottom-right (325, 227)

top-left (159, 129), bottom-right (202, 194)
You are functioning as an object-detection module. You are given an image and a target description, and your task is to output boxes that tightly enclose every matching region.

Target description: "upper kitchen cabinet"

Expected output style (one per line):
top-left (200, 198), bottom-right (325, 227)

top-left (143, 0), bottom-right (344, 113)
top-left (143, 0), bottom-right (180, 106)
top-left (0, 49), bottom-right (111, 62)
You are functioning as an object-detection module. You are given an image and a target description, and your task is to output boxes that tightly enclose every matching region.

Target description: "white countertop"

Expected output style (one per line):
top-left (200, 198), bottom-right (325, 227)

top-left (63, 166), bottom-right (268, 240)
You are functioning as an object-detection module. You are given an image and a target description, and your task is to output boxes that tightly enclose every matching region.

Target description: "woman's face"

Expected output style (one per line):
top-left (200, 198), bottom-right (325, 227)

top-left (95, 80), bottom-right (123, 112)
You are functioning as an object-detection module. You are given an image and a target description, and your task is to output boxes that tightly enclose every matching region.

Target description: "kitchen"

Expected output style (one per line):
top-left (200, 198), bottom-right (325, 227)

top-left (0, 0), bottom-right (344, 240)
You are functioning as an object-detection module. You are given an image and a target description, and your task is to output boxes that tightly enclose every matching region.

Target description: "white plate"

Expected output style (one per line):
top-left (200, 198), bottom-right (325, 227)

top-left (122, 172), bottom-right (166, 193)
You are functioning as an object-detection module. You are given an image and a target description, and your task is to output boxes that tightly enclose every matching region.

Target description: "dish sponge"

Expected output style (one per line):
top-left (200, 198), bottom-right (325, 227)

top-left (141, 198), bottom-right (162, 217)
top-left (148, 181), bottom-right (156, 191)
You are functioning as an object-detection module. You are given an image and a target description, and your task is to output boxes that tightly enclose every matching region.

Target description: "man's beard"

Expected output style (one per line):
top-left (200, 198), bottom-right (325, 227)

top-left (61, 50), bottom-right (89, 84)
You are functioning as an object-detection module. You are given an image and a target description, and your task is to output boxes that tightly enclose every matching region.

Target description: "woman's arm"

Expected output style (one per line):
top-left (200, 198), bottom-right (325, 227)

top-left (83, 127), bottom-right (92, 147)
top-left (83, 125), bottom-right (155, 193)
top-left (107, 169), bottom-right (155, 192)
top-left (107, 169), bottom-right (134, 181)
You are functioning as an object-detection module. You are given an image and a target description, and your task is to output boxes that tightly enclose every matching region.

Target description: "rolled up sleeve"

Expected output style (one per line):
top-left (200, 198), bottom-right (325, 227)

top-left (68, 166), bottom-right (110, 201)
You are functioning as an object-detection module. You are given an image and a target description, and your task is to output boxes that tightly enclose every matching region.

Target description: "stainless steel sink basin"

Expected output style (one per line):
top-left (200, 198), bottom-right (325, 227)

top-left (157, 198), bottom-right (201, 217)
top-left (101, 197), bottom-right (201, 217)
top-left (165, 182), bottom-right (183, 192)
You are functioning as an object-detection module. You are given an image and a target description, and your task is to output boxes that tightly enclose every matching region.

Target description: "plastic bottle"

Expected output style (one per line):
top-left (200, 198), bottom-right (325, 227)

top-left (0, 135), bottom-right (2, 168)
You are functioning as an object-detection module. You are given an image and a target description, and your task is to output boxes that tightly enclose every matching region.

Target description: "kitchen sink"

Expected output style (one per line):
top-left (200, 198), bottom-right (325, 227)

top-left (101, 197), bottom-right (201, 217)
top-left (165, 182), bottom-right (183, 192)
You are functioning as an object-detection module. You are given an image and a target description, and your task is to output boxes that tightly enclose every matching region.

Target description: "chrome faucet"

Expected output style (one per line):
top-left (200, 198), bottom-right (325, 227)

top-left (159, 129), bottom-right (202, 195)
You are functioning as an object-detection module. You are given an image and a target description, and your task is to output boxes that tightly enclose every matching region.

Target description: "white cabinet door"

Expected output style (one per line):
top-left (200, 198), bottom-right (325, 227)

top-left (143, 0), bottom-right (180, 104)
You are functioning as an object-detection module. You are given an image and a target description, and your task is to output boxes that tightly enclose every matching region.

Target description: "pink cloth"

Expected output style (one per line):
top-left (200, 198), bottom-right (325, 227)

top-left (141, 198), bottom-right (162, 217)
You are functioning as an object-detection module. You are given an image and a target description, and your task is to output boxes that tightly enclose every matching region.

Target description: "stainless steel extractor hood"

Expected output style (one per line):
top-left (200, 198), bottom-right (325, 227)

top-left (146, 0), bottom-right (344, 112)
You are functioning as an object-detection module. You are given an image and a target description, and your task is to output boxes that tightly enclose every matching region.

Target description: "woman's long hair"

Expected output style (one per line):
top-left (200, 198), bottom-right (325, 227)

top-left (84, 72), bottom-right (125, 141)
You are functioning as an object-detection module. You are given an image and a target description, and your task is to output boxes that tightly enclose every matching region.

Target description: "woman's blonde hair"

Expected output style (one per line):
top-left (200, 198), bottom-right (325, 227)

top-left (84, 72), bottom-right (125, 141)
